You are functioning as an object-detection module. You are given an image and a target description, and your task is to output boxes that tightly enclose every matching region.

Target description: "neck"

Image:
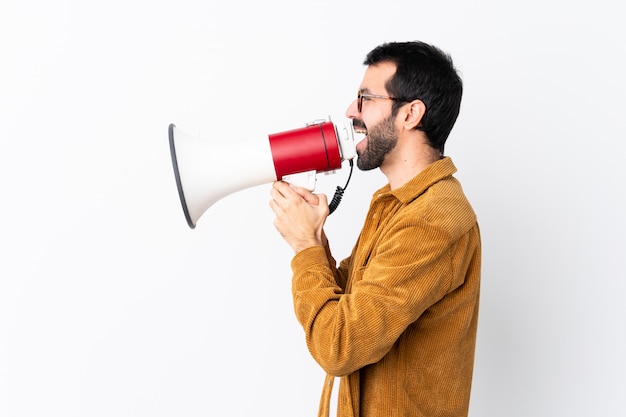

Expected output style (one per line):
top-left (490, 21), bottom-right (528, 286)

top-left (381, 143), bottom-right (441, 190)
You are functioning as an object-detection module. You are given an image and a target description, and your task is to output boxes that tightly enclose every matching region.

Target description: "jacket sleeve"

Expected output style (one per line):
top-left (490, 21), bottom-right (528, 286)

top-left (291, 218), bottom-right (457, 376)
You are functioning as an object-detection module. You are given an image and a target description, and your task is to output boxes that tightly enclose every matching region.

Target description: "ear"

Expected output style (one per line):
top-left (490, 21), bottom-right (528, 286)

top-left (401, 100), bottom-right (426, 130)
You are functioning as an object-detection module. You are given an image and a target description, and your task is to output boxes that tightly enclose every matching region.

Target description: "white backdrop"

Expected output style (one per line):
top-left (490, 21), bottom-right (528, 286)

top-left (2, 1), bottom-right (625, 416)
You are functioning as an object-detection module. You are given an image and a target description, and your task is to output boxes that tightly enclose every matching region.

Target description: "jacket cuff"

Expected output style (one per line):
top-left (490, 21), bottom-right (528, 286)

top-left (291, 245), bottom-right (328, 273)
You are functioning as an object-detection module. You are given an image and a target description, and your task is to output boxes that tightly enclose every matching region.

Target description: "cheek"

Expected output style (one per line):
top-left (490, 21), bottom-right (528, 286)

top-left (363, 115), bottom-right (382, 133)
top-left (363, 115), bottom-right (378, 131)
top-left (365, 107), bottom-right (391, 128)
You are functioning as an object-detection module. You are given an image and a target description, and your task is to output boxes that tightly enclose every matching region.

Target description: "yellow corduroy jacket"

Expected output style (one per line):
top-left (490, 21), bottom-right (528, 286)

top-left (291, 157), bottom-right (481, 417)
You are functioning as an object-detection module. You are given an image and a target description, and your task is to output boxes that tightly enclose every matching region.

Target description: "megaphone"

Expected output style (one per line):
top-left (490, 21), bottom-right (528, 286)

top-left (169, 118), bottom-right (356, 229)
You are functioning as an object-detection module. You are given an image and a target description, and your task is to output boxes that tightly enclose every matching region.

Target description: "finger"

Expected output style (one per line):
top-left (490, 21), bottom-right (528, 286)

top-left (268, 197), bottom-right (280, 213)
top-left (270, 182), bottom-right (293, 204)
top-left (300, 191), bottom-right (320, 206)
top-left (272, 180), bottom-right (293, 197)
top-left (286, 185), bottom-right (321, 205)
top-left (316, 193), bottom-right (329, 207)
top-left (269, 186), bottom-right (282, 201)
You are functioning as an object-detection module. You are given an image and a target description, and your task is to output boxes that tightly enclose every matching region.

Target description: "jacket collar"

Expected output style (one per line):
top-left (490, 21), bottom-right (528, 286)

top-left (374, 157), bottom-right (458, 204)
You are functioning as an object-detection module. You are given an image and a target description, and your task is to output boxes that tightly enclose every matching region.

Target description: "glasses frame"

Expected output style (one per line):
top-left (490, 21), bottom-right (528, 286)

top-left (357, 89), bottom-right (407, 113)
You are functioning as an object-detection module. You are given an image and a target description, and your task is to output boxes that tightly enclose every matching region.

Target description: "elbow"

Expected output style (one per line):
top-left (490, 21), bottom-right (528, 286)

top-left (309, 344), bottom-right (362, 377)
top-left (316, 358), bottom-right (357, 377)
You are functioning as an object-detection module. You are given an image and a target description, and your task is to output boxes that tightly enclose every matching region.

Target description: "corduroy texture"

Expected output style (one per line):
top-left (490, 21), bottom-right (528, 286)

top-left (291, 157), bottom-right (481, 417)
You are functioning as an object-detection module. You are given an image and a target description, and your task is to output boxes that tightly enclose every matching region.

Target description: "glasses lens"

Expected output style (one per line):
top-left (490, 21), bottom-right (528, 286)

top-left (357, 91), bottom-right (362, 112)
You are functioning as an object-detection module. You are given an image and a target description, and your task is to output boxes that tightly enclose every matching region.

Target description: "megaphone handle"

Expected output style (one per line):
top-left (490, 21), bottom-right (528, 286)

top-left (281, 170), bottom-right (317, 191)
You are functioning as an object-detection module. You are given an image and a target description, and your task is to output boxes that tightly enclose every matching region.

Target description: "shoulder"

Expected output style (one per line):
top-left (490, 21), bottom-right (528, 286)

top-left (398, 175), bottom-right (477, 241)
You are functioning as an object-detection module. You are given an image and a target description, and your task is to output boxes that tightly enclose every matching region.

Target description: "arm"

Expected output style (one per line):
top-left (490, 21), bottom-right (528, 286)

top-left (292, 218), bottom-right (457, 376)
top-left (269, 181), bottom-right (348, 289)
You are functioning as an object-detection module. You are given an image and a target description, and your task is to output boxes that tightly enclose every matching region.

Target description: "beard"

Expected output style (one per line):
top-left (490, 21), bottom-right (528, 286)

top-left (355, 114), bottom-right (398, 171)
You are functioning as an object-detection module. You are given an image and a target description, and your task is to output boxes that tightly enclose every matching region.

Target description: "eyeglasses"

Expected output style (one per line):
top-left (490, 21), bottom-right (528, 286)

top-left (357, 89), bottom-right (406, 113)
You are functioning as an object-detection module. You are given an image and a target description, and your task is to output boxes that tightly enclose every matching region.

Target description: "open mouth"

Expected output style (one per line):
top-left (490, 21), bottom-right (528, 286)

top-left (352, 120), bottom-right (368, 139)
top-left (352, 123), bottom-right (368, 154)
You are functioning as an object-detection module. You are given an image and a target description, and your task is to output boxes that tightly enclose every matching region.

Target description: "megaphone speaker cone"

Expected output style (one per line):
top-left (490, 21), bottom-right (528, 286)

top-left (168, 124), bottom-right (277, 228)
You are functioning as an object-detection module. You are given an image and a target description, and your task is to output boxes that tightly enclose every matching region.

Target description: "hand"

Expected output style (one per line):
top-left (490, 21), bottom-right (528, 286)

top-left (269, 181), bottom-right (329, 253)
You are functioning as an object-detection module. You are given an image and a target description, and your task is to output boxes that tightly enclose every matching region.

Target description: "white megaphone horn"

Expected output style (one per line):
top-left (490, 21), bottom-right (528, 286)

top-left (168, 118), bottom-right (356, 229)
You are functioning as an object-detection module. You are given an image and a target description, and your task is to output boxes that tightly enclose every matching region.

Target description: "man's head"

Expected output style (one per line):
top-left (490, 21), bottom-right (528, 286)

top-left (347, 41), bottom-right (462, 170)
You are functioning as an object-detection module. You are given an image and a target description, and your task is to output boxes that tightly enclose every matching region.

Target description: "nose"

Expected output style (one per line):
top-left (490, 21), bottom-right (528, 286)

top-left (345, 98), bottom-right (359, 119)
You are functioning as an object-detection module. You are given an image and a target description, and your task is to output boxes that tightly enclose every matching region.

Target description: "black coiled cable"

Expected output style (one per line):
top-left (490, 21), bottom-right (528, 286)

top-left (328, 159), bottom-right (354, 215)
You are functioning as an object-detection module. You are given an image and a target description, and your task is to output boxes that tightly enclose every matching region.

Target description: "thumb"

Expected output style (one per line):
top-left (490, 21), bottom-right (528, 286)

top-left (315, 192), bottom-right (329, 207)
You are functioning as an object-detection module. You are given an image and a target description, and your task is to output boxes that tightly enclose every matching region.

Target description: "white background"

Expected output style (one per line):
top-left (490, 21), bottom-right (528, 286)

top-left (2, 1), bottom-right (625, 416)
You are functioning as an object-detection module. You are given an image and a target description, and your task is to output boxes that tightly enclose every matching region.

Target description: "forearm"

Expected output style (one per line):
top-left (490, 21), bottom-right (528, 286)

top-left (290, 225), bottom-right (456, 376)
top-left (291, 247), bottom-right (391, 376)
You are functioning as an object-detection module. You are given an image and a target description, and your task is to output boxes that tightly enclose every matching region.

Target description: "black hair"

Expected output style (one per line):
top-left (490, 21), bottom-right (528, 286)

top-left (364, 41), bottom-right (463, 154)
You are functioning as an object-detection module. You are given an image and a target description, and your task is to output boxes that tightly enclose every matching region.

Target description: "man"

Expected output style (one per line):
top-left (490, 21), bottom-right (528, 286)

top-left (270, 41), bottom-right (481, 417)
